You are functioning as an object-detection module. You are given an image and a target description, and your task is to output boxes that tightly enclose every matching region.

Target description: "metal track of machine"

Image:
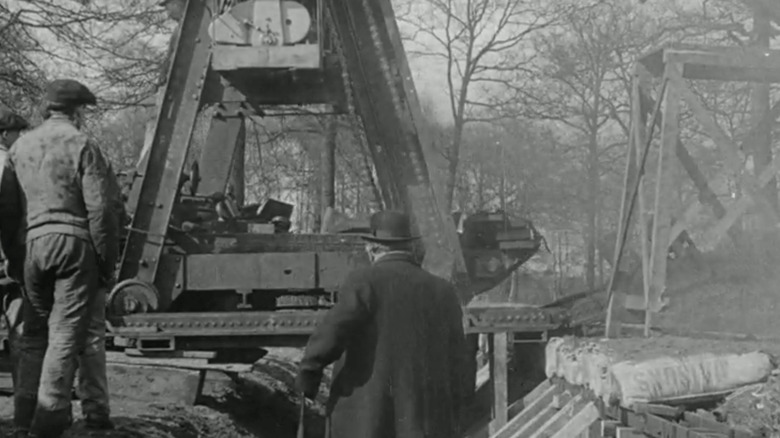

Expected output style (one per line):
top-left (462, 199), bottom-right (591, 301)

top-left (97, 0), bottom-right (559, 356)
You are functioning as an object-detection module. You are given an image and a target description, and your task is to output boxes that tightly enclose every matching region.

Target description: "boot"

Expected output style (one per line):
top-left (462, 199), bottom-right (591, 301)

top-left (29, 407), bottom-right (73, 438)
top-left (13, 395), bottom-right (36, 433)
top-left (84, 413), bottom-right (114, 430)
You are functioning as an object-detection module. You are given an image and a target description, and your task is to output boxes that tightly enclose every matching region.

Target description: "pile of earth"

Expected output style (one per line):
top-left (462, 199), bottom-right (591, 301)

top-left (716, 372), bottom-right (780, 437)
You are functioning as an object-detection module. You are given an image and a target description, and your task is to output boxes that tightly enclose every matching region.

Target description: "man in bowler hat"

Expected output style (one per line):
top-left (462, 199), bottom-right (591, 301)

top-left (10, 79), bottom-right (122, 437)
top-left (296, 210), bottom-right (471, 438)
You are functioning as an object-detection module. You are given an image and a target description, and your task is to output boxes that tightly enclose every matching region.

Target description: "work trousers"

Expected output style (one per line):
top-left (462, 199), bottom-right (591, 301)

top-left (15, 233), bottom-right (107, 436)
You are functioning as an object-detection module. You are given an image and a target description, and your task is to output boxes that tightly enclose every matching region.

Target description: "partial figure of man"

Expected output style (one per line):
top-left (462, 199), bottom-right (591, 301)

top-left (0, 108), bottom-right (30, 438)
top-left (11, 79), bottom-right (122, 438)
top-left (296, 210), bottom-right (471, 438)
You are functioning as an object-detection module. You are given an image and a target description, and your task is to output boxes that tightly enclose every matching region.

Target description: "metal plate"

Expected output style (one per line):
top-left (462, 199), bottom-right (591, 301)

top-left (186, 252), bottom-right (317, 290)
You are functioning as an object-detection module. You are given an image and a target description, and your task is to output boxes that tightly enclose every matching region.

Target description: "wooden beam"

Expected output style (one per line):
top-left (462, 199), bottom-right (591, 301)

top-left (615, 426), bottom-right (645, 438)
top-left (749, 6), bottom-right (776, 222)
top-left (664, 48), bottom-right (780, 71)
top-left (647, 62), bottom-right (682, 327)
top-left (549, 402), bottom-right (600, 438)
top-left (634, 71), bottom-right (652, 331)
top-left (668, 200), bottom-right (702, 247)
top-left (601, 420), bottom-right (620, 437)
top-left (604, 79), bottom-right (640, 337)
top-left (506, 391), bottom-right (572, 438)
top-left (528, 394), bottom-right (586, 438)
top-left (678, 76), bottom-right (780, 225)
top-left (489, 332), bottom-right (509, 434)
top-left (475, 381), bottom-right (558, 438)
top-left (636, 63), bottom-right (737, 242)
top-left (704, 141), bottom-right (780, 243)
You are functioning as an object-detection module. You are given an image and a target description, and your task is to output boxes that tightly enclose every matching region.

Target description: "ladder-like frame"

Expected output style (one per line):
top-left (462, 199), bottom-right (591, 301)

top-left (606, 44), bottom-right (780, 337)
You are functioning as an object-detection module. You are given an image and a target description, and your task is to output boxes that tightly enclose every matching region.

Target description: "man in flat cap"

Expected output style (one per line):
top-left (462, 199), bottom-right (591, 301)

top-left (296, 210), bottom-right (471, 438)
top-left (10, 79), bottom-right (122, 437)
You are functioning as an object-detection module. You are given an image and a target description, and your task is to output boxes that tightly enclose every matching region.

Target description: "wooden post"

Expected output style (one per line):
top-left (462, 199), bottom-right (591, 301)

top-left (751, 9), bottom-right (776, 221)
top-left (488, 332), bottom-right (509, 434)
top-left (634, 68), bottom-right (653, 337)
top-left (604, 84), bottom-right (639, 337)
top-left (647, 62), bottom-right (682, 333)
top-left (230, 118), bottom-right (246, 207)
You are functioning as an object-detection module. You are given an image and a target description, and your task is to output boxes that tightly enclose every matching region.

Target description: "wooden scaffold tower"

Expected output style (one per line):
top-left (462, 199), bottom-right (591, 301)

top-left (605, 41), bottom-right (780, 337)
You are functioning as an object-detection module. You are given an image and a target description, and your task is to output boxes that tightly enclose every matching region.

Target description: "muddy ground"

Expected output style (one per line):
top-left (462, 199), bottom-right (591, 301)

top-left (0, 348), bottom-right (330, 438)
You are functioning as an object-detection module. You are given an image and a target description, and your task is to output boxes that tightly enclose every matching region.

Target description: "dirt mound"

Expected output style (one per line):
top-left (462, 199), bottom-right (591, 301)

top-left (657, 235), bottom-right (780, 337)
top-left (716, 372), bottom-right (780, 436)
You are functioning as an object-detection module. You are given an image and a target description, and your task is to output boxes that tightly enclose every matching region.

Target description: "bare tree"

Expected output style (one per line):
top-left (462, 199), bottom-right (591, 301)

top-left (1, 0), bottom-right (170, 110)
top-left (397, 0), bottom-right (573, 211)
top-left (510, 2), bottom-right (651, 288)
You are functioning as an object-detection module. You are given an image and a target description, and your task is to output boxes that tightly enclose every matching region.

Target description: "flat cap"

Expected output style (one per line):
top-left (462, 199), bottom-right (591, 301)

top-left (45, 79), bottom-right (97, 108)
top-left (0, 108), bottom-right (29, 131)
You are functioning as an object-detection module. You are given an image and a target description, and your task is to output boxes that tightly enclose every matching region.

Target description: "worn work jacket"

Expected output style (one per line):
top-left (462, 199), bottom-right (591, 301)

top-left (10, 115), bottom-right (122, 280)
top-left (0, 143), bottom-right (24, 277)
top-left (298, 252), bottom-right (471, 438)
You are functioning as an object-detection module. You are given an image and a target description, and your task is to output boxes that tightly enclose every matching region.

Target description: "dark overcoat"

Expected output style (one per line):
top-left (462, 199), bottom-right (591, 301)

top-left (298, 252), bottom-right (470, 438)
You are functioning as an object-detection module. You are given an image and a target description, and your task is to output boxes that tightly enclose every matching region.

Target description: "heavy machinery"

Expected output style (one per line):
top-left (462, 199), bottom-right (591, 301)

top-left (102, 0), bottom-right (565, 357)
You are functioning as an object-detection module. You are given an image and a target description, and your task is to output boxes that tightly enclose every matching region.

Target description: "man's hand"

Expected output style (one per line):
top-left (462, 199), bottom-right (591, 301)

top-left (295, 369), bottom-right (322, 399)
top-left (4, 259), bottom-right (23, 284)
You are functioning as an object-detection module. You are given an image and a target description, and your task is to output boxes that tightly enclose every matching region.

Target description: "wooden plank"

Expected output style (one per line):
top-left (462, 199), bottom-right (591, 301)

top-left (633, 403), bottom-right (683, 418)
top-left (646, 62), bottom-right (682, 328)
top-left (489, 332), bottom-right (509, 434)
top-left (528, 394), bottom-right (586, 438)
top-left (106, 352), bottom-right (253, 373)
top-left (664, 48), bottom-right (780, 71)
top-left (491, 380), bottom-right (559, 438)
top-left (582, 420), bottom-right (602, 438)
top-left (550, 402), bottom-right (600, 438)
top-left (468, 381), bottom-right (557, 438)
top-left (602, 420), bottom-right (620, 437)
top-left (498, 389), bottom-right (570, 438)
top-left (683, 411), bottom-right (755, 438)
top-left (522, 379), bottom-right (553, 406)
top-left (106, 363), bottom-right (203, 406)
top-left (476, 363), bottom-right (490, 391)
top-left (616, 426), bottom-right (646, 438)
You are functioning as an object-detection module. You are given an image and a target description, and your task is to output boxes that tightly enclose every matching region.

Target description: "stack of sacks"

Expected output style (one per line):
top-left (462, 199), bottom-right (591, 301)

top-left (545, 336), bottom-right (774, 408)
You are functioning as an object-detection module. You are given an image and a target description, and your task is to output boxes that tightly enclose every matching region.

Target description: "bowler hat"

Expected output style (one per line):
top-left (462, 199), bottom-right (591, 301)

top-left (45, 79), bottom-right (97, 109)
top-left (0, 108), bottom-right (29, 131)
top-left (361, 210), bottom-right (420, 243)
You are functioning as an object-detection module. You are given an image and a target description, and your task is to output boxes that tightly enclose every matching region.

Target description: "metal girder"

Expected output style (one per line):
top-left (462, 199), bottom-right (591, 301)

top-left (325, 0), bottom-right (469, 295)
top-left (119, 0), bottom-right (215, 286)
top-left (108, 306), bottom-right (571, 339)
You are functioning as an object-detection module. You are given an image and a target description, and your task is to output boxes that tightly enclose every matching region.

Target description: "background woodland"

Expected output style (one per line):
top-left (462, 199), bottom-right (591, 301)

top-left (1, 0), bottom-right (778, 298)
